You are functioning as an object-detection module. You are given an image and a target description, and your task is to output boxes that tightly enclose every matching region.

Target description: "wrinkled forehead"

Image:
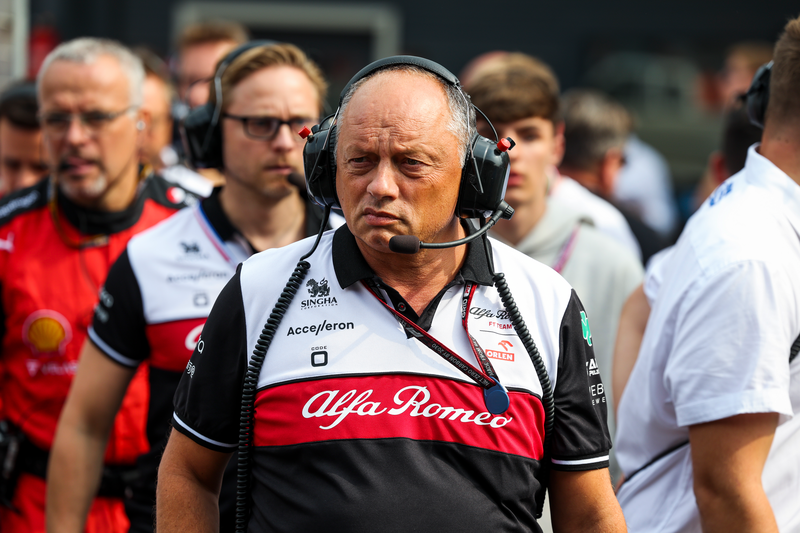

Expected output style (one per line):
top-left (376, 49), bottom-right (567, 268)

top-left (38, 56), bottom-right (131, 110)
top-left (338, 70), bottom-right (451, 135)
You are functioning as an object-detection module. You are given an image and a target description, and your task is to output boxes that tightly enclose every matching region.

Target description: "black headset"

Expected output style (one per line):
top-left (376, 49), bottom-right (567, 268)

top-left (180, 40), bottom-right (276, 169)
top-left (745, 61), bottom-right (772, 129)
top-left (302, 55), bottom-right (513, 219)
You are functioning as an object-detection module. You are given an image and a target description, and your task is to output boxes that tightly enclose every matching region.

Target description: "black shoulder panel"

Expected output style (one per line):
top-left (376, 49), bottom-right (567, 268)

top-left (0, 178), bottom-right (49, 228)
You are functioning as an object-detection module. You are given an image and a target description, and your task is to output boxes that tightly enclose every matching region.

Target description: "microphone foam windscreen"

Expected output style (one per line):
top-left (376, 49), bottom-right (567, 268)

top-left (389, 235), bottom-right (421, 254)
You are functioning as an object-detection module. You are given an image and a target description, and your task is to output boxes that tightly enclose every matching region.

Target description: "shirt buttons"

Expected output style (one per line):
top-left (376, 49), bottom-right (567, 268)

top-left (397, 302), bottom-right (407, 312)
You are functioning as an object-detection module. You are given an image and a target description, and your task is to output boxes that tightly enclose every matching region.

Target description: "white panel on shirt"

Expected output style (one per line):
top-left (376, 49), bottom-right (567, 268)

top-left (237, 232), bottom-right (572, 398)
top-left (127, 205), bottom-right (241, 324)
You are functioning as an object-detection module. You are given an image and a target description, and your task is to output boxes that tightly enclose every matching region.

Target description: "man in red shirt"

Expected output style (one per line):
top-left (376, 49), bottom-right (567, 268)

top-left (0, 37), bottom-right (198, 533)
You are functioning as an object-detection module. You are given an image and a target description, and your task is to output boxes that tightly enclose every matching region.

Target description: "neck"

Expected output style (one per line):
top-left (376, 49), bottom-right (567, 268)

top-left (492, 199), bottom-right (545, 246)
top-left (356, 220), bottom-right (467, 314)
top-left (760, 124), bottom-right (800, 186)
top-left (219, 181), bottom-right (306, 252)
top-left (559, 166), bottom-right (606, 198)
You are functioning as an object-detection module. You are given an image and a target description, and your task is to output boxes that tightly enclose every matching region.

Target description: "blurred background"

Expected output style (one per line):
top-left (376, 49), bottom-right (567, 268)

top-left (1, 0), bottom-right (797, 223)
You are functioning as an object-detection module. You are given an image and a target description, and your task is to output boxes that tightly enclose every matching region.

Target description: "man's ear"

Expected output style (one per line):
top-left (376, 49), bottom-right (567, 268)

top-left (599, 146), bottom-right (625, 197)
top-left (709, 151), bottom-right (729, 185)
top-left (552, 121), bottom-right (565, 167)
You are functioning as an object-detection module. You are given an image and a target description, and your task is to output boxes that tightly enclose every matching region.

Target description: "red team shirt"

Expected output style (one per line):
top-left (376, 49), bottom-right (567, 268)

top-left (0, 176), bottom-right (194, 532)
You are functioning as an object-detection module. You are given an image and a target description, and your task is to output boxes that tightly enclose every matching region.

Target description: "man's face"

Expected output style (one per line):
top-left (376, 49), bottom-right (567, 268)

top-left (178, 40), bottom-right (236, 108)
top-left (336, 71), bottom-right (464, 255)
top-left (141, 74), bottom-right (174, 169)
top-left (0, 118), bottom-right (48, 193)
top-left (38, 55), bottom-right (144, 206)
top-left (477, 116), bottom-right (562, 211)
top-left (221, 65), bottom-right (319, 198)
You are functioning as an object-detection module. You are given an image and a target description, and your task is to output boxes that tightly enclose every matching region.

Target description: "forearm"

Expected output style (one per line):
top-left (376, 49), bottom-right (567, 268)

top-left (549, 469), bottom-right (627, 533)
top-left (694, 479), bottom-right (778, 533)
top-left (690, 412), bottom-right (779, 533)
top-left (46, 421), bottom-right (108, 533)
top-left (156, 466), bottom-right (221, 533)
top-left (156, 430), bottom-right (228, 533)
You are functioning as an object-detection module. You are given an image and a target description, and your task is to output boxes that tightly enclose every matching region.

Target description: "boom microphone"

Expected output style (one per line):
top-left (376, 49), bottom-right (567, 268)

top-left (389, 201), bottom-right (514, 254)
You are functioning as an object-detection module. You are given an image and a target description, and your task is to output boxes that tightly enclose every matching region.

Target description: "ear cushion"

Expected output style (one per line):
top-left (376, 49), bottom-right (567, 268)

top-left (458, 134), bottom-right (511, 218)
top-left (746, 61), bottom-right (772, 129)
top-left (181, 103), bottom-right (223, 169)
top-left (303, 114), bottom-right (339, 207)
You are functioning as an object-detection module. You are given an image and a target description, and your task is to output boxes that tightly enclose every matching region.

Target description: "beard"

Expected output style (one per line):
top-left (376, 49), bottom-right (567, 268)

top-left (57, 169), bottom-right (109, 203)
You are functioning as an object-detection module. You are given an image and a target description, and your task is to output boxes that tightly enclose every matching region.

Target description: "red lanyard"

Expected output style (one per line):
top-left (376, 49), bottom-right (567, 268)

top-left (552, 225), bottom-right (580, 274)
top-left (363, 281), bottom-right (510, 414)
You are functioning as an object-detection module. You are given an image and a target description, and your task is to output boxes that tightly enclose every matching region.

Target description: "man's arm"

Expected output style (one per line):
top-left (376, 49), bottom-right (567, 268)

top-left (689, 412), bottom-right (779, 533)
top-left (157, 428), bottom-right (232, 533)
top-left (611, 284), bottom-right (649, 416)
top-left (46, 340), bottom-right (136, 533)
top-left (549, 468), bottom-right (626, 532)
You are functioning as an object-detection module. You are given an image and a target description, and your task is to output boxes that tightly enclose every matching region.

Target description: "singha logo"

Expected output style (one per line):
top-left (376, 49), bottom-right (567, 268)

top-left (181, 242), bottom-right (200, 254)
top-left (306, 278), bottom-right (330, 297)
top-left (301, 278), bottom-right (337, 310)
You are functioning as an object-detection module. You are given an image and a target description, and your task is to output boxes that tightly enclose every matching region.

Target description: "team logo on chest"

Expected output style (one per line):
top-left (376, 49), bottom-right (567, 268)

top-left (485, 340), bottom-right (515, 362)
top-left (23, 310), bottom-right (72, 355)
top-left (301, 278), bottom-right (338, 310)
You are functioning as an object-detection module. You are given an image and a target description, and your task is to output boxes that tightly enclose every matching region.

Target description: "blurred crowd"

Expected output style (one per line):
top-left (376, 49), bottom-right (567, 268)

top-left (0, 13), bottom-right (794, 533)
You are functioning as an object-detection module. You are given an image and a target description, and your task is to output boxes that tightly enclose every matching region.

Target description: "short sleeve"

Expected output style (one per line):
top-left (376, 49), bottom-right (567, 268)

top-left (88, 249), bottom-right (149, 367)
top-left (171, 266), bottom-right (249, 452)
top-left (667, 261), bottom-right (794, 427)
top-left (550, 289), bottom-right (612, 471)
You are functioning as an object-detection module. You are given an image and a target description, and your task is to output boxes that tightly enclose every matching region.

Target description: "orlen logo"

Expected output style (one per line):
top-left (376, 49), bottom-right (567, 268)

top-left (485, 340), bottom-right (514, 362)
top-left (185, 324), bottom-right (204, 351)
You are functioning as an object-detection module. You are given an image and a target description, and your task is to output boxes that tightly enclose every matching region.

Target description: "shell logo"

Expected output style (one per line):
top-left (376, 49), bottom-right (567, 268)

top-left (22, 310), bottom-right (73, 355)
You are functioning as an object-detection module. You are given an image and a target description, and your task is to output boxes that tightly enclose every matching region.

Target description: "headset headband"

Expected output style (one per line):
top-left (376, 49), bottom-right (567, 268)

top-left (338, 55), bottom-right (462, 106)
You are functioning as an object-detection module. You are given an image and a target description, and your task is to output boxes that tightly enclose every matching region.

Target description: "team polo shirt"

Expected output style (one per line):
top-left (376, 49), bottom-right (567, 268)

top-left (88, 188), bottom-right (326, 527)
top-left (615, 145), bottom-right (800, 532)
top-left (0, 175), bottom-right (194, 457)
top-left (173, 224), bottom-right (611, 533)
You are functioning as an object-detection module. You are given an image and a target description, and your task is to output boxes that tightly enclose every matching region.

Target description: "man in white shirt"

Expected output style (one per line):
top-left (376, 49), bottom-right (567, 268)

top-left (615, 16), bottom-right (800, 533)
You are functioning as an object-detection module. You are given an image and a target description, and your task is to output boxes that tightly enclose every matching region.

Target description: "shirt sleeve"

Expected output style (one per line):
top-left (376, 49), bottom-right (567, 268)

top-left (667, 260), bottom-right (795, 427)
top-left (549, 289), bottom-right (612, 471)
top-left (88, 249), bottom-right (149, 367)
top-left (171, 266), bottom-right (248, 452)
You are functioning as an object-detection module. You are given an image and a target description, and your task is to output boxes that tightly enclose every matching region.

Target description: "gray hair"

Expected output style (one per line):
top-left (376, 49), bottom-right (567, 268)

top-left (335, 65), bottom-right (475, 166)
top-left (560, 89), bottom-right (632, 171)
top-left (37, 38), bottom-right (145, 108)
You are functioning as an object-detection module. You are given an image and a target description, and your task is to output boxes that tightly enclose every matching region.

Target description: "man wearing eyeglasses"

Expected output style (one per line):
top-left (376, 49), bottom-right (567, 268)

top-left (0, 38), bottom-right (202, 533)
top-left (47, 42), bottom-right (330, 533)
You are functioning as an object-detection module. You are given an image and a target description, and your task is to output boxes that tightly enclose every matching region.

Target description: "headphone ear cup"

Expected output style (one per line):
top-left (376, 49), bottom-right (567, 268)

top-left (303, 115), bottom-right (340, 208)
top-left (746, 61), bottom-right (771, 129)
top-left (457, 134), bottom-right (510, 218)
top-left (181, 104), bottom-right (223, 169)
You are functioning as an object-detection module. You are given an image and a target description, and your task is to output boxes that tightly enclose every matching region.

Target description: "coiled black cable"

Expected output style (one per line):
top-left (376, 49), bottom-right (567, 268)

top-left (493, 271), bottom-right (554, 519)
top-left (479, 227), bottom-right (553, 519)
top-left (235, 206), bottom-right (331, 533)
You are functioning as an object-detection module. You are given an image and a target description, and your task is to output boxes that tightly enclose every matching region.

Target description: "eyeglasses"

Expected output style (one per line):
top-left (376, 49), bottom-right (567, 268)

top-left (40, 106), bottom-right (138, 133)
top-left (223, 114), bottom-right (317, 142)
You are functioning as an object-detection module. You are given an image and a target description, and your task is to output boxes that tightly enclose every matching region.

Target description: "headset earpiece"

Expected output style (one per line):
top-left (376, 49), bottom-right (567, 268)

top-left (302, 55), bottom-right (511, 218)
top-left (180, 40), bottom-right (276, 170)
top-left (303, 114), bottom-right (338, 207)
top-left (746, 61), bottom-right (772, 129)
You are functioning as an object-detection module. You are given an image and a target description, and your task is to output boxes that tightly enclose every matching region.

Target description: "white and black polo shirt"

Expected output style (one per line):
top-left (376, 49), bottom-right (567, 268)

top-left (173, 225), bottom-right (611, 533)
top-left (88, 188), bottom-right (326, 529)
